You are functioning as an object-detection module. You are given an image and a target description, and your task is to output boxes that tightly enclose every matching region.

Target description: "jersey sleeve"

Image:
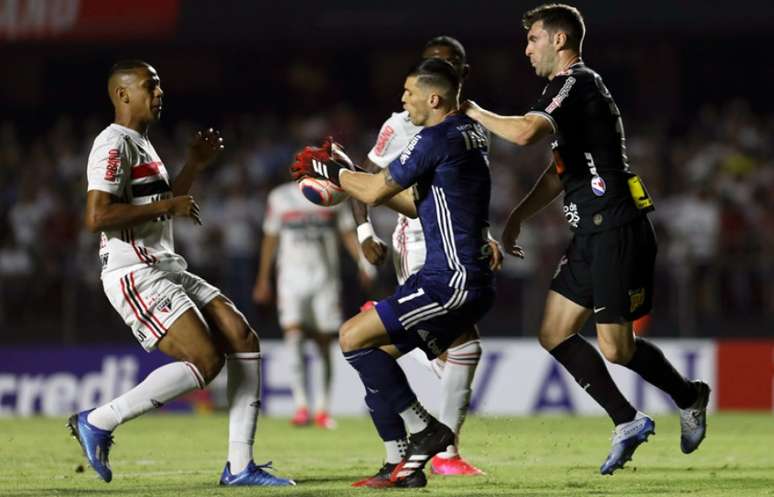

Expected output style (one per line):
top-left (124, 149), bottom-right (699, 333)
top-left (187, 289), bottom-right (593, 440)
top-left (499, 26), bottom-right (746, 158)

top-left (527, 74), bottom-right (578, 134)
top-left (386, 131), bottom-right (437, 188)
top-left (367, 113), bottom-right (416, 169)
top-left (262, 190), bottom-right (282, 235)
top-left (86, 134), bottom-right (129, 196)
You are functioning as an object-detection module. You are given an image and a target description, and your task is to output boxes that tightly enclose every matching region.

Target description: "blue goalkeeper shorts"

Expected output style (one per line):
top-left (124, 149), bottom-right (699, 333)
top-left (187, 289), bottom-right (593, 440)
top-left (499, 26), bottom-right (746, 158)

top-left (375, 271), bottom-right (495, 360)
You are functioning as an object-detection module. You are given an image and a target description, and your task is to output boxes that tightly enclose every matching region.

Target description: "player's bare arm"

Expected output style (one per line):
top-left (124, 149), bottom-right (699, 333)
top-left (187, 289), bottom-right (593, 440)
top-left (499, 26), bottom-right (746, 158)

top-left (171, 128), bottom-right (224, 196)
top-left (349, 158), bottom-right (388, 265)
top-left (340, 168), bottom-right (417, 218)
top-left (461, 100), bottom-right (553, 146)
top-left (501, 162), bottom-right (562, 257)
top-left (252, 233), bottom-right (279, 305)
top-left (84, 189), bottom-right (202, 233)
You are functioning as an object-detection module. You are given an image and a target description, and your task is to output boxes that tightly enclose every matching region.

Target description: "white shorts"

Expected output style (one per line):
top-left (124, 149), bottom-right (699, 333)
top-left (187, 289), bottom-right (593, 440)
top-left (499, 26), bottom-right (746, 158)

top-left (393, 239), bottom-right (427, 285)
top-left (103, 266), bottom-right (221, 351)
top-left (277, 283), bottom-right (342, 333)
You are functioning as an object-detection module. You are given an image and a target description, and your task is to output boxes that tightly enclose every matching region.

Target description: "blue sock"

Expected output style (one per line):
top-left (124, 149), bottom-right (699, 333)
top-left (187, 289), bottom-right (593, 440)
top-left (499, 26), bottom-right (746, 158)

top-left (344, 348), bottom-right (417, 413)
top-left (365, 390), bottom-right (406, 442)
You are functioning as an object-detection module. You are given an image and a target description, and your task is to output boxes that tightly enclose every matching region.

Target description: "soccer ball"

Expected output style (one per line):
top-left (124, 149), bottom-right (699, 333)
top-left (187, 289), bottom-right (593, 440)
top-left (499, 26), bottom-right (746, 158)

top-left (298, 177), bottom-right (348, 206)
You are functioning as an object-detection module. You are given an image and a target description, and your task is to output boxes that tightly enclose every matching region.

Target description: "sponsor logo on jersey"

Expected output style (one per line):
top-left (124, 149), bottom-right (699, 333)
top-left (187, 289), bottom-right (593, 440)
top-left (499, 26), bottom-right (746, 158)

top-left (400, 134), bottom-right (422, 165)
top-left (563, 202), bottom-right (580, 228)
top-left (416, 329), bottom-right (442, 357)
top-left (591, 175), bottom-right (606, 196)
top-left (104, 148), bottom-right (121, 182)
top-left (546, 76), bottom-right (576, 114)
top-left (372, 124), bottom-right (395, 157)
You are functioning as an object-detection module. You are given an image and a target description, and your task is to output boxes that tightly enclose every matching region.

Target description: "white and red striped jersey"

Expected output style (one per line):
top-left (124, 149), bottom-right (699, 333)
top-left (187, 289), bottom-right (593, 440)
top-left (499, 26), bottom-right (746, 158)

top-left (263, 182), bottom-right (354, 292)
top-left (368, 111), bottom-right (426, 268)
top-left (87, 124), bottom-right (186, 277)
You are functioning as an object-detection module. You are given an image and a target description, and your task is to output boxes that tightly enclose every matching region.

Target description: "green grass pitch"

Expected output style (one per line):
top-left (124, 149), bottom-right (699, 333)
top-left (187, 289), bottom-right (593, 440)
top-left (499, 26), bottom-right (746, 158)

top-left (1, 413), bottom-right (772, 496)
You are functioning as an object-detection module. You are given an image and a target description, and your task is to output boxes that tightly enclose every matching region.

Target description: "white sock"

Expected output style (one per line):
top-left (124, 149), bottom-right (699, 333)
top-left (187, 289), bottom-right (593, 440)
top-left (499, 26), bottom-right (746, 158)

top-left (87, 361), bottom-right (204, 431)
top-left (384, 438), bottom-right (408, 464)
top-left (408, 348), bottom-right (444, 379)
top-left (438, 339), bottom-right (481, 457)
top-left (285, 330), bottom-right (307, 409)
top-left (312, 340), bottom-right (333, 413)
top-left (399, 401), bottom-right (431, 434)
top-left (227, 352), bottom-right (261, 474)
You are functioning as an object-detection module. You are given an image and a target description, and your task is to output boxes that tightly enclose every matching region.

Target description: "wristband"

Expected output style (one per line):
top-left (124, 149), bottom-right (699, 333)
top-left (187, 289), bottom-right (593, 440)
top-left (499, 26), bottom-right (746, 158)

top-left (357, 222), bottom-right (375, 244)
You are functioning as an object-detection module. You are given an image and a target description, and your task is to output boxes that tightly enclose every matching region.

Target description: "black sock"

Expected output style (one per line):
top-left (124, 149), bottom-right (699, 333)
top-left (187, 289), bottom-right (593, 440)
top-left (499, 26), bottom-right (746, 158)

top-left (624, 337), bottom-right (697, 409)
top-left (550, 334), bottom-right (637, 425)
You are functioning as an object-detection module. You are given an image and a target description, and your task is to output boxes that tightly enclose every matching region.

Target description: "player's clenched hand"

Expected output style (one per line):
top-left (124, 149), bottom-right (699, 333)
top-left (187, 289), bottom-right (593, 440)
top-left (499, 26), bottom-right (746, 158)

top-left (167, 195), bottom-right (202, 225)
top-left (187, 128), bottom-right (224, 169)
top-left (289, 136), bottom-right (353, 185)
top-left (361, 236), bottom-right (388, 265)
top-left (501, 216), bottom-right (525, 258)
top-left (252, 280), bottom-right (273, 305)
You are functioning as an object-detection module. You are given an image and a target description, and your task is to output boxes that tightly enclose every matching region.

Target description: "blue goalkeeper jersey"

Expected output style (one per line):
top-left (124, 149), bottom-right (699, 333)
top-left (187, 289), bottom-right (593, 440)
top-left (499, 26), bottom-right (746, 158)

top-left (387, 113), bottom-right (493, 289)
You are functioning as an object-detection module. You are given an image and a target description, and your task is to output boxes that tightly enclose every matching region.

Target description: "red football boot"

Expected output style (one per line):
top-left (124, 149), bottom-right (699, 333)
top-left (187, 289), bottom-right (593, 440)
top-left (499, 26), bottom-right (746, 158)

top-left (290, 407), bottom-right (310, 426)
top-left (430, 454), bottom-right (485, 475)
top-left (314, 410), bottom-right (337, 430)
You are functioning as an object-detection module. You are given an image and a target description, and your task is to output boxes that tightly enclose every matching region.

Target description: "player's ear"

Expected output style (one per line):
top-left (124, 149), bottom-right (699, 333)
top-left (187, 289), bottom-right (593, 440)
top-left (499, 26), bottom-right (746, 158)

top-left (554, 31), bottom-right (567, 51)
top-left (461, 64), bottom-right (470, 80)
top-left (429, 93), bottom-right (441, 109)
top-left (116, 86), bottom-right (129, 104)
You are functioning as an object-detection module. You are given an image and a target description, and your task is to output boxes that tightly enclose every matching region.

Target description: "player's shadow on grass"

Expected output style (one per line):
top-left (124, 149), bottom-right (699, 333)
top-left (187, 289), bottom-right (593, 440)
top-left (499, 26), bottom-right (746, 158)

top-left (294, 474), bottom-right (364, 484)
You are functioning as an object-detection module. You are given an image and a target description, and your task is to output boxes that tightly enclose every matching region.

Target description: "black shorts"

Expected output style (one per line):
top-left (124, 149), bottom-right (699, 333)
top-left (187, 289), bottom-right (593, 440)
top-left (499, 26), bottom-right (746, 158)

top-left (550, 215), bottom-right (657, 323)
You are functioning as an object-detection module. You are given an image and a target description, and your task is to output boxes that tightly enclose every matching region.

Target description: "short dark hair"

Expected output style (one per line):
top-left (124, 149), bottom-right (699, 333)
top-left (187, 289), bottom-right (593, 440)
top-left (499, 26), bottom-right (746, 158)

top-left (423, 35), bottom-right (467, 64)
top-left (108, 59), bottom-right (152, 81)
top-left (522, 3), bottom-right (585, 52)
top-left (407, 58), bottom-right (460, 99)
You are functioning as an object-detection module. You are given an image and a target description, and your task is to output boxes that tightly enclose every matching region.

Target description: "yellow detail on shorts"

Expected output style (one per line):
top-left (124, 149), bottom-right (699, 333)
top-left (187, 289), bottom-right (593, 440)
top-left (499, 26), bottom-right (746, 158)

top-left (629, 288), bottom-right (645, 312)
top-left (627, 175), bottom-right (654, 211)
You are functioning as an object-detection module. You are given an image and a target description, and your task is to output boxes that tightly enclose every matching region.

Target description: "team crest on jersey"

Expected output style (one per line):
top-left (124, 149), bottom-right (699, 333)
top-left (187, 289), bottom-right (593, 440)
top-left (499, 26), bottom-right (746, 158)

top-left (373, 125), bottom-right (395, 157)
top-left (591, 175), bottom-right (606, 196)
top-left (155, 297), bottom-right (173, 314)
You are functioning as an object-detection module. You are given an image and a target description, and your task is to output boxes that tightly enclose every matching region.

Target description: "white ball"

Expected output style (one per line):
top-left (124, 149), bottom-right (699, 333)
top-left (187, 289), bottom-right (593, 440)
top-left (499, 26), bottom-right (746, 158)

top-left (298, 177), bottom-right (348, 206)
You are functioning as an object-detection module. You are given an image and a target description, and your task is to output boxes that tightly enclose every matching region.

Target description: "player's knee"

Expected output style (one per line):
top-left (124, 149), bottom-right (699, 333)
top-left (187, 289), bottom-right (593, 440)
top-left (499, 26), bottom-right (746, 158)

top-left (599, 343), bottom-right (633, 365)
top-left (191, 351), bottom-right (225, 384)
top-left (338, 319), bottom-right (360, 353)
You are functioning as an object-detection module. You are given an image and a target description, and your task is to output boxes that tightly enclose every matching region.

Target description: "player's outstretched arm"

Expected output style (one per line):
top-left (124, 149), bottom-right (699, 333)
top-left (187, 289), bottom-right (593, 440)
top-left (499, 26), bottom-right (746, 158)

top-left (172, 128), bottom-right (224, 196)
top-left (340, 169), bottom-right (416, 218)
top-left (84, 190), bottom-right (202, 233)
top-left (461, 100), bottom-right (553, 146)
top-left (501, 162), bottom-right (562, 256)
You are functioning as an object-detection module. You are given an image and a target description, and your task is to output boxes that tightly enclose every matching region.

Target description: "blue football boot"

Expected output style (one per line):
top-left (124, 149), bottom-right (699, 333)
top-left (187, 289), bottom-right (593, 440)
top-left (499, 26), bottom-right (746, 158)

top-left (67, 410), bottom-right (114, 482)
top-left (219, 460), bottom-right (296, 486)
top-left (600, 414), bottom-right (655, 475)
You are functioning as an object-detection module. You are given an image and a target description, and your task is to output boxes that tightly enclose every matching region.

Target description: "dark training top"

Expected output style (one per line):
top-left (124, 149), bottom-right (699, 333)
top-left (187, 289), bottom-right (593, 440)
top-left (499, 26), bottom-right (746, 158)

top-left (528, 61), bottom-right (645, 234)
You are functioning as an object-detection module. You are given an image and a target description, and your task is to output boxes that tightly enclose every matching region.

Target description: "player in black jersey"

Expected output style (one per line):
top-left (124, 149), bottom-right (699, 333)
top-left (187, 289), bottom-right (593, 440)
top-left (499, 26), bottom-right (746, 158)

top-left (463, 3), bottom-right (710, 475)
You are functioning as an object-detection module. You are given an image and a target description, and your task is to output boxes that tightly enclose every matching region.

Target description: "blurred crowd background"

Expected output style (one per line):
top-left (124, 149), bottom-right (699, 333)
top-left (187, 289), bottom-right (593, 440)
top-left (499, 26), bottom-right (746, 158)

top-left (1, 0), bottom-right (772, 344)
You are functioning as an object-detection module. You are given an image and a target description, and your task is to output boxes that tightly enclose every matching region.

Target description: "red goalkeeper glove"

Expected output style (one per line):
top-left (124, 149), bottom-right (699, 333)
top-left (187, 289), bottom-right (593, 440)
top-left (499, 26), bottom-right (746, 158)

top-left (289, 136), bottom-right (354, 186)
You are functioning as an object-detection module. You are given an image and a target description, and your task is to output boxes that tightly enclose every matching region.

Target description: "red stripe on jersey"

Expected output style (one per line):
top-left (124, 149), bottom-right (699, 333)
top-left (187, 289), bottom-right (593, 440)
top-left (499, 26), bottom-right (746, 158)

top-left (130, 272), bottom-right (168, 333)
top-left (281, 210), bottom-right (335, 222)
top-left (120, 276), bottom-right (161, 339)
top-left (131, 161), bottom-right (162, 179)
